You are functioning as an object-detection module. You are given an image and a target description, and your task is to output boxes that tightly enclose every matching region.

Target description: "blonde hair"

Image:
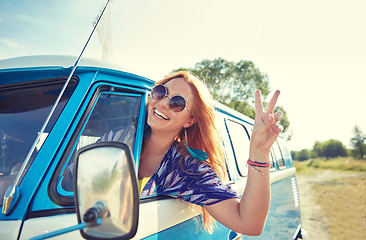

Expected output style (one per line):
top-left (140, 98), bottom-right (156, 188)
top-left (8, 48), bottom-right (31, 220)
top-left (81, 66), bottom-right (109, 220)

top-left (155, 71), bottom-right (227, 233)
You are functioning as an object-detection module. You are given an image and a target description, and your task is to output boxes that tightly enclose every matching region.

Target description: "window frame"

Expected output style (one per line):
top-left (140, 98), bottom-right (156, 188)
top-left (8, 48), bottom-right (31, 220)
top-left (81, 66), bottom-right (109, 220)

top-left (224, 119), bottom-right (251, 177)
top-left (271, 140), bottom-right (286, 170)
top-left (49, 84), bottom-right (147, 206)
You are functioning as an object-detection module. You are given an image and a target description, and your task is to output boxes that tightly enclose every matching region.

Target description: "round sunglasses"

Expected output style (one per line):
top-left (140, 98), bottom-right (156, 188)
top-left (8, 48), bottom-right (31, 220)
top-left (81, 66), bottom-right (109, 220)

top-left (151, 84), bottom-right (192, 113)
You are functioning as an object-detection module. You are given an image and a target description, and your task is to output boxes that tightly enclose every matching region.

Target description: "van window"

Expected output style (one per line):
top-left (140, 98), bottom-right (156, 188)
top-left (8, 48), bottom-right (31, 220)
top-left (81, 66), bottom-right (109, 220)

top-left (272, 141), bottom-right (285, 169)
top-left (56, 90), bottom-right (142, 196)
top-left (225, 120), bottom-right (250, 176)
top-left (0, 77), bottom-right (77, 206)
top-left (269, 150), bottom-right (276, 170)
top-left (277, 137), bottom-right (292, 167)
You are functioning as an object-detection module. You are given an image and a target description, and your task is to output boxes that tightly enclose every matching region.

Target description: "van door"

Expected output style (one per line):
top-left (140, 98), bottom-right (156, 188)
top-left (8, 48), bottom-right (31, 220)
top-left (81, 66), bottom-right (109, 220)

top-left (19, 83), bottom-right (147, 239)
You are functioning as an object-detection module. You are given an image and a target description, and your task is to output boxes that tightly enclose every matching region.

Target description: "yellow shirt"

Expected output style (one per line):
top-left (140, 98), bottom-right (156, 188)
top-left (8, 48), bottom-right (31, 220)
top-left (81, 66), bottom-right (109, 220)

top-left (138, 177), bottom-right (151, 196)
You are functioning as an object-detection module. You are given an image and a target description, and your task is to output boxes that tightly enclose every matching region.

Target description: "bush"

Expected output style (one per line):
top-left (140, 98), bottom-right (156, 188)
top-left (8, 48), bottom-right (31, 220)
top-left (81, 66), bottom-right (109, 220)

top-left (321, 139), bottom-right (348, 158)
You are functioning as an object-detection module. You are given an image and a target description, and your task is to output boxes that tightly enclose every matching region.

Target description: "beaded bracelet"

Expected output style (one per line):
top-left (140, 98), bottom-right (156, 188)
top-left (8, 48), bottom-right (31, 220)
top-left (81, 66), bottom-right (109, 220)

top-left (246, 159), bottom-right (271, 176)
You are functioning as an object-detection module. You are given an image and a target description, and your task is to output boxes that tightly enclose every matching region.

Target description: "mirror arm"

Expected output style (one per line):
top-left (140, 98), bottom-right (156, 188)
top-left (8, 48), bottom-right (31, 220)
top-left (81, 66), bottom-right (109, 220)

top-left (83, 200), bottom-right (109, 228)
top-left (29, 201), bottom-right (108, 240)
top-left (29, 222), bottom-right (88, 240)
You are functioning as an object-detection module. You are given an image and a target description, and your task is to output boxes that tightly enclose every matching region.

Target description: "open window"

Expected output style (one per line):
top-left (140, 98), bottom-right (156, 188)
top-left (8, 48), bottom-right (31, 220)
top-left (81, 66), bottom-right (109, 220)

top-left (50, 86), bottom-right (145, 206)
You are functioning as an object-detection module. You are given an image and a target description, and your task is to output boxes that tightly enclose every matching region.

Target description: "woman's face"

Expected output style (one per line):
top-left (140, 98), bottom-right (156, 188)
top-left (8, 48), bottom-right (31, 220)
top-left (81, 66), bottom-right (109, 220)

top-left (147, 77), bottom-right (196, 134)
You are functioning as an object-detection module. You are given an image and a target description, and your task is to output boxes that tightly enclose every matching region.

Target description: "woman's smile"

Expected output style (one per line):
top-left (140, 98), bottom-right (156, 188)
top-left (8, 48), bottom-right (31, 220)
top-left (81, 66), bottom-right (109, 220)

top-left (154, 108), bottom-right (170, 120)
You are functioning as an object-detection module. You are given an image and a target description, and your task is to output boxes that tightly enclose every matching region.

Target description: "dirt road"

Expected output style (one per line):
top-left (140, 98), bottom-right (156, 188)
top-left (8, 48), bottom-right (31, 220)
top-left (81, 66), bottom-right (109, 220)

top-left (296, 170), bottom-right (361, 240)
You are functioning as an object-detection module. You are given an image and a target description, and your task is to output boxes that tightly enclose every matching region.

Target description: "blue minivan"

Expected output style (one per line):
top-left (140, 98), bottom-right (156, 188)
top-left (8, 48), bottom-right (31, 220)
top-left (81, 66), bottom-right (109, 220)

top-left (0, 55), bottom-right (304, 239)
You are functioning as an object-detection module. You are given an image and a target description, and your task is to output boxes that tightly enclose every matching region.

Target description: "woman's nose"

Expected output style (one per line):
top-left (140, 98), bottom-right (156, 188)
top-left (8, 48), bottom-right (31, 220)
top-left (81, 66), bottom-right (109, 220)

top-left (159, 96), bottom-right (170, 110)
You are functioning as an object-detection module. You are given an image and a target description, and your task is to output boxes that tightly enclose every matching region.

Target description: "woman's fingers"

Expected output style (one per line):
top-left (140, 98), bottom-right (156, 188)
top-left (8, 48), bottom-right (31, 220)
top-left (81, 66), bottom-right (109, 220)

top-left (254, 89), bottom-right (264, 117)
top-left (255, 89), bottom-right (281, 118)
top-left (255, 114), bottom-right (275, 135)
top-left (274, 111), bottom-right (283, 122)
top-left (266, 90), bottom-right (280, 114)
top-left (272, 122), bottom-right (284, 134)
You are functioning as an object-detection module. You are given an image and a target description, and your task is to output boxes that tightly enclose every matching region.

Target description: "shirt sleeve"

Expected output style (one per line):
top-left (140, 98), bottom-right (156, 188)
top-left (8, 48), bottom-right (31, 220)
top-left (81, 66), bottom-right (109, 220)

top-left (98, 124), bottom-right (136, 150)
top-left (144, 146), bottom-right (239, 206)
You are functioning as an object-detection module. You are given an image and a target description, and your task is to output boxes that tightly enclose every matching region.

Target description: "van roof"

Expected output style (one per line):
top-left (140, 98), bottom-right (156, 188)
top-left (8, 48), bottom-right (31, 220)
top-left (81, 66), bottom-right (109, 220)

top-left (0, 55), bottom-right (126, 72)
top-left (0, 55), bottom-right (154, 86)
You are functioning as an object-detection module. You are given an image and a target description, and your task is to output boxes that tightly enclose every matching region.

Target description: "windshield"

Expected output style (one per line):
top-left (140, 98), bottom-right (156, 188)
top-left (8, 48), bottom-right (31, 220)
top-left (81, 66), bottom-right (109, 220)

top-left (0, 77), bottom-right (77, 206)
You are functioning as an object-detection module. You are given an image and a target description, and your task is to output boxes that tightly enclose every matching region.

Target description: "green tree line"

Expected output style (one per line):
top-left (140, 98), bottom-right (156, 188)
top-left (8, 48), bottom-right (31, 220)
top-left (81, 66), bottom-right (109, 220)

top-left (292, 126), bottom-right (366, 160)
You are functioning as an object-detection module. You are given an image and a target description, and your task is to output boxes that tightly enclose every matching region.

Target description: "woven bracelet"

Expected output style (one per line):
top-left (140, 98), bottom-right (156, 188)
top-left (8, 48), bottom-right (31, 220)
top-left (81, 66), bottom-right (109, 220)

top-left (247, 159), bottom-right (271, 168)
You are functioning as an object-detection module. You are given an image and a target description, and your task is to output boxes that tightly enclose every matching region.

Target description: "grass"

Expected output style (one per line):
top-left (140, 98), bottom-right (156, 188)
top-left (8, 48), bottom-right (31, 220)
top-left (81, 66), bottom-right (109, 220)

top-left (313, 176), bottom-right (366, 240)
top-left (294, 157), bottom-right (366, 174)
top-left (294, 158), bottom-right (366, 240)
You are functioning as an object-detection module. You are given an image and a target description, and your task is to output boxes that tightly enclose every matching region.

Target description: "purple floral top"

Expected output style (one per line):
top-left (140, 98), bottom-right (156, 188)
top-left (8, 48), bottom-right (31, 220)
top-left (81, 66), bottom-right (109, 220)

top-left (140, 142), bottom-right (239, 206)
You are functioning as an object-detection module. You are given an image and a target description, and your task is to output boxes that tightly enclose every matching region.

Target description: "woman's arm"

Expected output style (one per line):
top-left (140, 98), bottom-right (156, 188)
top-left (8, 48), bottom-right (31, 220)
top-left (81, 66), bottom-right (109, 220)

top-left (205, 90), bottom-right (283, 236)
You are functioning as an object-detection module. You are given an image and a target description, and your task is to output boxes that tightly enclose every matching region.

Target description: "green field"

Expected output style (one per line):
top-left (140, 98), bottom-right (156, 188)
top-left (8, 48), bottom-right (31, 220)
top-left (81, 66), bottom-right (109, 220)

top-left (294, 157), bottom-right (366, 173)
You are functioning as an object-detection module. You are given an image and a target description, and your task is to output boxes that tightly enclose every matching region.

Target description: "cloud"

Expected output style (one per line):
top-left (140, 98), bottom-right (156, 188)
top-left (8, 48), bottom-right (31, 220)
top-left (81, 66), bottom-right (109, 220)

top-left (0, 38), bottom-right (25, 59)
top-left (0, 38), bottom-right (23, 50)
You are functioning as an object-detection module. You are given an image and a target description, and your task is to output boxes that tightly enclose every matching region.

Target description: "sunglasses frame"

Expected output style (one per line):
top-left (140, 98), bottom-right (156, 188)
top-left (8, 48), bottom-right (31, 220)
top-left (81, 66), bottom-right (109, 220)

top-left (151, 84), bottom-right (192, 114)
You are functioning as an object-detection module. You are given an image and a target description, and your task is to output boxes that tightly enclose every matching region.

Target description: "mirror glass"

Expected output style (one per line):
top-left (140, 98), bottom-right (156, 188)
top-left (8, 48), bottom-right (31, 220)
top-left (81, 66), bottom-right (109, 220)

top-left (75, 142), bottom-right (138, 239)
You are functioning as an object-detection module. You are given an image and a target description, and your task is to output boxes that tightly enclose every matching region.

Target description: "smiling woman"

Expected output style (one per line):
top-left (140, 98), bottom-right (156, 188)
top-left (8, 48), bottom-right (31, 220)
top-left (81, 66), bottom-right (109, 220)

top-left (134, 71), bottom-right (284, 235)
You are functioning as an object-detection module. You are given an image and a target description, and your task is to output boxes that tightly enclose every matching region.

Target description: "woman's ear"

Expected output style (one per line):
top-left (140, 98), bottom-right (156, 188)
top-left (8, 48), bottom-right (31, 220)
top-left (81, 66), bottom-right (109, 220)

top-left (183, 116), bottom-right (197, 128)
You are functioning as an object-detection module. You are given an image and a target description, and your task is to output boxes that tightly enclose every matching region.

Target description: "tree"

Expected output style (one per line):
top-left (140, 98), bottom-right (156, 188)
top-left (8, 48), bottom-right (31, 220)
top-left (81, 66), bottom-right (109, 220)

top-left (296, 149), bottom-right (311, 161)
top-left (312, 141), bottom-right (322, 158)
top-left (173, 58), bottom-right (290, 132)
top-left (320, 139), bottom-right (348, 158)
top-left (351, 125), bottom-right (366, 159)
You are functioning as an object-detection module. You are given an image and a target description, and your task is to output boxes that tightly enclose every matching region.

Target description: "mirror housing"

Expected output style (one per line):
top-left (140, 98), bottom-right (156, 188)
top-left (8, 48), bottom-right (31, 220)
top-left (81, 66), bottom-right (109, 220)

top-left (74, 142), bottom-right (139, 240)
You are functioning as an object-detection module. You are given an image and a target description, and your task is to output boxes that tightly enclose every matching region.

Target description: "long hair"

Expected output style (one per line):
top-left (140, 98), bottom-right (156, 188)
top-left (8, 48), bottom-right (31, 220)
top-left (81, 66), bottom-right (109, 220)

top-left (154, 71), bottom-right (227, 233)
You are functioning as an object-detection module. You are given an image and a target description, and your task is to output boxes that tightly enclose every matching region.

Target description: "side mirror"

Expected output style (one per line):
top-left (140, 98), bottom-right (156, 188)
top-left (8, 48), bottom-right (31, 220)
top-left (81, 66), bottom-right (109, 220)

top-left (74, 142), bottom-right (139, 240)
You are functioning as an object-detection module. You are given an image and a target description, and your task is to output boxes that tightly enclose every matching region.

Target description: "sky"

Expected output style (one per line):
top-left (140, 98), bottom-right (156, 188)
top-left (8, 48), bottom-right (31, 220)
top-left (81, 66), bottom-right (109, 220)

top-left (1, 0), bottom-right (365, 151)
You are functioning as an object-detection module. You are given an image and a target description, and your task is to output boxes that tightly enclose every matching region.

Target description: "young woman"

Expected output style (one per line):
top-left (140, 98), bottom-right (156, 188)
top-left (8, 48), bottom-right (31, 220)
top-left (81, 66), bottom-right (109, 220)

top-left (137, 71), bottom-right (283, 235)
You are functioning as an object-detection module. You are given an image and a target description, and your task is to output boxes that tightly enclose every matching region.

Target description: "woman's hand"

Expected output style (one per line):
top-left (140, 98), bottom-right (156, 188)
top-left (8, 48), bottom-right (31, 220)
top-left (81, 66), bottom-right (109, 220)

top-left (249, 89), bottom-right (283, 161)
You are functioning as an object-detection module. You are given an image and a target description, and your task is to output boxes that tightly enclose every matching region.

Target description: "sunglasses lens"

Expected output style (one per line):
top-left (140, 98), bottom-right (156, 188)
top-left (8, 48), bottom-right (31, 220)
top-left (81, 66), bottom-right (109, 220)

top-left (169, 96), bottom-right (186, 112)
top-left (151, 85), bottom-right (166, 100)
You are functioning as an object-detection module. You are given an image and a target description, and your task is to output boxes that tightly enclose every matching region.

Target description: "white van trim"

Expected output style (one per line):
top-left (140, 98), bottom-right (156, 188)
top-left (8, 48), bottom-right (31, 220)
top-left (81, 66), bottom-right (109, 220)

top-left (0, 220), bottom-right (22, 240)
top-left (133, 198), bottom-right (202, 239)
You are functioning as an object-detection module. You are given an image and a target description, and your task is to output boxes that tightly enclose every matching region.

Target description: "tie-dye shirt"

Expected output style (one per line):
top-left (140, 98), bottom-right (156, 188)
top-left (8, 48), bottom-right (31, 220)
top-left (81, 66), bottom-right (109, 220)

top-left (140, 142), bottom-right (239, 206)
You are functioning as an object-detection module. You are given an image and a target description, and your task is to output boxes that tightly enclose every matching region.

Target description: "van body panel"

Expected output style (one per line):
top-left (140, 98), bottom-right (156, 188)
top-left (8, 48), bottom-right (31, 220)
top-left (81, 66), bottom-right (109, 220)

top-left (133, 199), bottom-right (201, 239)
top-left (0, 220), bottom-right (22, 239)
top-left (140, 215), bottom-right (232, 240)
top-left (19, 214), bottom-right (80, 239)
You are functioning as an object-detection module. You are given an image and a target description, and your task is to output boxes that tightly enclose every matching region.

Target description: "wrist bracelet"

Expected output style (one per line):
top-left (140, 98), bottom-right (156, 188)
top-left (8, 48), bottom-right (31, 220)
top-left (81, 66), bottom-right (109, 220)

top-left (247, 159), bottom-right (271, 168)
top-left (246, 159), bottom-right (271, 176)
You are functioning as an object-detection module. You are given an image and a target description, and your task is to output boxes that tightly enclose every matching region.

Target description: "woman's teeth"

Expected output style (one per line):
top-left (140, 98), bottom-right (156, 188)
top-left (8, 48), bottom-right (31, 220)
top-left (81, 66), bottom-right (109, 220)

top-left (154, 109), bottom-right (169, 120)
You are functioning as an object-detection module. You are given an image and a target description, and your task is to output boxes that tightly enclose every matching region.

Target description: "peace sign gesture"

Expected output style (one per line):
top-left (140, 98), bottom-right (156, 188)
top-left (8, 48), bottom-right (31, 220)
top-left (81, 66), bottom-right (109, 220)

top-left (249, 89), bottom-right (283, 162)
